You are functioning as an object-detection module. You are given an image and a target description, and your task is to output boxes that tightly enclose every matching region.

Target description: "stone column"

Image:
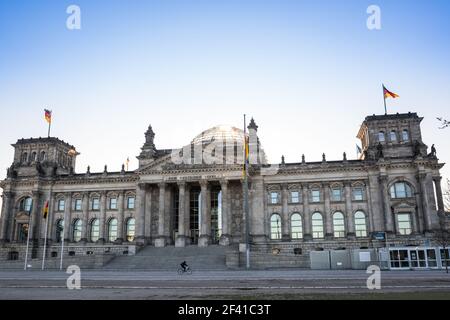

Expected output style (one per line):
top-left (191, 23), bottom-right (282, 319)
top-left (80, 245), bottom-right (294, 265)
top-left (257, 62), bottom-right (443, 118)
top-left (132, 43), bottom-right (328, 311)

top-left (198, 180), bottom-right (210, 247)
top-left (62, 192), bottom-right (72, 242)
top-left (219, 179), bottom-right (231, 246)
top-left (345, 182), bottom-right (355, 239)
top-left (155, 182), bottom-right (166, 247)
top-left (281, 183), bottom-right (290, 241)
top-left (379, 176), bottom-right (394, 234)
top-left (185, 184), bottom-right (191, 245)
top-left (98, 191), bottom-right (107, 243)
top-left (418, 173), bottom-right (433, 232)
top-left (29, 191), bottom-right (41, 241)
top-left (302, 184), bottom-right (312, 240)
top-left (323, 183), bottom-right (333, 239)
top-left (414, 187), bottom-right (425, 233)
top-left (117, 191), bottom-right (125, 243)
top-left (80, 192), bottom-right (89, 243)
top-left (434, 176), bottom-right (445, 214)
top-left (0, 192), bottom-right (13, 242)
top-left (135, 183), bottom-right (147, 245)
top-left (175, 181), bottom-right (187, 247)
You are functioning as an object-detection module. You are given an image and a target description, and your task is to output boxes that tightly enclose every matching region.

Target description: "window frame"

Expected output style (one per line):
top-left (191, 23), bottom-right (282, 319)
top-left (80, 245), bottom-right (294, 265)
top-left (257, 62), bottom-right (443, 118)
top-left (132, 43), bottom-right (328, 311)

top-left (290, 191), bottom-right (300, 204)
top-left (312, 212), bottom-right (324, 239)
top-left (270, 214), bottom-right (282, 240)
top-left (269, 192), bottom-right (280, 205)
top-left (396, 213), bottom-right (412, 235)
top-left (109, 197), bottom-right (118, 210)
top-left (91, 197), bottom-right (100, 211)
top-left (108, 218), bottom-right (118, 242)
top-left (127, 196), bottom-right (135, 209)
top-left (352, 187), bottom-right (364, 201)
top-left (332, 212), bottom-right (346, 238)
top-left (354, 211), bottom-right (368, 238)
top-left (290, 213), bottom-right (303, 240)
top-left (126, 218), bottom-right (136, 242)
top-left (311, 189), bottom-right (321, 203)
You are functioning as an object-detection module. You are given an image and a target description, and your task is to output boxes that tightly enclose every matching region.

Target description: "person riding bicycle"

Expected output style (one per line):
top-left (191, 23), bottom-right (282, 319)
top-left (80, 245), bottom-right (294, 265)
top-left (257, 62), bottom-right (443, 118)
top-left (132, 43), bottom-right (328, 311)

top-left (180, 261), bottom-right (188, 272)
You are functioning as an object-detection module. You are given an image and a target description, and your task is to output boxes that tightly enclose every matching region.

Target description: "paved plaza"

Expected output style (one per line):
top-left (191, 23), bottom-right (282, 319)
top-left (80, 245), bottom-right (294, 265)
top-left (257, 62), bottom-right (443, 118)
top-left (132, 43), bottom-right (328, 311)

top-left (0, 269), bottom-right (449, 300)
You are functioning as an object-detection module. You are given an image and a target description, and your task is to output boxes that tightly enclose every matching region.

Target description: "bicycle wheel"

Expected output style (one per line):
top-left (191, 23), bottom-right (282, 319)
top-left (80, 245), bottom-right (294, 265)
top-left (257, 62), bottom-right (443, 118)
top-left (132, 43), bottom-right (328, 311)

top-left (186, 268), bottom-right (192, 275)
top-left (177, 268), bottom-right (183, 275)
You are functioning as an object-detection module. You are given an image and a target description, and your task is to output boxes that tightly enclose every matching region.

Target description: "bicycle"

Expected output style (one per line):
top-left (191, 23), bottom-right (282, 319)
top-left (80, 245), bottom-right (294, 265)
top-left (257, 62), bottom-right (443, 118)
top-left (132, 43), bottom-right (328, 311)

top-left (177, 266), bottom-right (192, 275)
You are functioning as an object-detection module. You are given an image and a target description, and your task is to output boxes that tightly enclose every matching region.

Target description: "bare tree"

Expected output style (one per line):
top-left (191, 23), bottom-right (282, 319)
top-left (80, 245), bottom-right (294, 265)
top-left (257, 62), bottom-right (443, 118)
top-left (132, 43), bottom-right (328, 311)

top-left (437, 117), bottom-right (450, 129)
top-left (444, 178), bottom-right (450, 212)
top-left (433, 222), bottom-right (450, 273)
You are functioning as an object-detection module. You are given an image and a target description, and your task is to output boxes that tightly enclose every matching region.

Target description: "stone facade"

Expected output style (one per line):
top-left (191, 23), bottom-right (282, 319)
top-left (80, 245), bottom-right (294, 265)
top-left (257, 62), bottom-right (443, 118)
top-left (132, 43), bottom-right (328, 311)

top-left (0, 112), bottom-right (447, 265)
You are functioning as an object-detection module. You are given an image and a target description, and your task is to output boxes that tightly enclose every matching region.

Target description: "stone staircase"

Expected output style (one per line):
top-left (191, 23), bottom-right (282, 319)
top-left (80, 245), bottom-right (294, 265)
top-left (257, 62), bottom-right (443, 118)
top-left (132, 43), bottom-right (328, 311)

top-left (104, 245), bottom-right (228, 270)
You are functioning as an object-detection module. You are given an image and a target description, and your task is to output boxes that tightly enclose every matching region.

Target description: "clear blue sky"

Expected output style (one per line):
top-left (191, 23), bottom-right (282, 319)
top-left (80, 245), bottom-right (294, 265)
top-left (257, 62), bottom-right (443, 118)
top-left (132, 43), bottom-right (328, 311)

top-left (0, 0), bottom-right (449, 190)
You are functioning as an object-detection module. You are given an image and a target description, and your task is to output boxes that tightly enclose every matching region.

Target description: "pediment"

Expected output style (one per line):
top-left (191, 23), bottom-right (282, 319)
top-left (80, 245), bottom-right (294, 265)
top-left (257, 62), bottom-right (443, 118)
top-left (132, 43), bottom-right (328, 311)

top-left (15, 211), bottom-right (30, 222)
top-left (392, 201), bottom-right (416, 209)
top-left (136, 154), bottom-right (173, 174)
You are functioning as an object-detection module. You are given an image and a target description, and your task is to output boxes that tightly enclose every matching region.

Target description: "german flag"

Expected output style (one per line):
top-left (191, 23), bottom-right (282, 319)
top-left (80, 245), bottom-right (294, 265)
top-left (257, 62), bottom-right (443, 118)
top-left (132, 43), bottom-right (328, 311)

top-left (243, 135), bottom-right (249, 177)
top-left (43, 200), bottom-right (49, 219)
top-left (44, 109), bottom-right (52, 124)
top-left (383, 85), bottom-right (399, 99)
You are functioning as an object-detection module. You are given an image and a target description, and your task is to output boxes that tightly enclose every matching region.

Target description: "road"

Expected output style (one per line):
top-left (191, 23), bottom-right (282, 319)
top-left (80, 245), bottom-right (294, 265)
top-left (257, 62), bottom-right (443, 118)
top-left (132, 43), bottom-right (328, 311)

top-left (0, 269), bottom-right (450, 299)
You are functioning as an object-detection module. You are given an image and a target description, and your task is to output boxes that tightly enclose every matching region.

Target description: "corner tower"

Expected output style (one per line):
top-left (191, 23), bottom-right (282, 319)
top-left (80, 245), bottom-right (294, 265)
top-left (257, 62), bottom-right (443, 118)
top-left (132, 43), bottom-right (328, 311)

top-left (357, 112), bottom-right (428, 161)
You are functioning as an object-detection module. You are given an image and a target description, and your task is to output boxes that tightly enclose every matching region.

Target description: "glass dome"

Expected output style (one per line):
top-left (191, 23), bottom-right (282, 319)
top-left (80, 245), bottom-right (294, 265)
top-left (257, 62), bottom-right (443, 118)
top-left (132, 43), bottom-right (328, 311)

top-left (191, 125), bottom-right (247, 145)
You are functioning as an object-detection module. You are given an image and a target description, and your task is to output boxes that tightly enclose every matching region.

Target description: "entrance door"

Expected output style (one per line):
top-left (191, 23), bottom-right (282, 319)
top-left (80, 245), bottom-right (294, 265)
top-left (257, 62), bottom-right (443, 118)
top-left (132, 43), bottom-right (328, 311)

top-left (410, 249), bottom-right (427, 268)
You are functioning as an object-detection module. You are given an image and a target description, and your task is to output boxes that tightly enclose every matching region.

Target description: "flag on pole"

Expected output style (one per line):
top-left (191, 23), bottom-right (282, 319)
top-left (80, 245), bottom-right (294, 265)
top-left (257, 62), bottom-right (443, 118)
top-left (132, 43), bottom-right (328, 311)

top-left (383, 85), bottom-right (399, 99)
top-left (243, 135), bottom-right (249, 177)
top-left (356, 144), bottom-right (362, 154)
top-left (43, 200), bottom-right (49, 219)
top-left (44, 109), bottom-right (52, 124)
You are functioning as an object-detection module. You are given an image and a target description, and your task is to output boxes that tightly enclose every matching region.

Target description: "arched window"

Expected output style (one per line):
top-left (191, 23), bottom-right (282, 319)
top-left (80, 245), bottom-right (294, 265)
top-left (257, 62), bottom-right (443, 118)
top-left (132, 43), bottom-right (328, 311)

top-left (390, 182), bottom-right (413, 199)
top-left (312, 212), bottom-right (324, 239)
top-left (390, 131), bottom-right (397, 142)
top-left (378, 131), bottom-right (385, 142)
top-left (21, 152), bottom-right (28, 163)
top-left (31, 152), bottom-right (37, 162)
top-left (19, 197), bottom-right (33, 212)
top-left (90, 219), bottom-right (100, 242)
top-left (55, 219), bottom-right (64, 243)
top-left (270, 214), bottom-right (282, 240)
top-left (333, 212), bottom-right (345, 238)
top-left (402, 129), bottom-right (409, 141)
top-left (39, 151), bottom-right (46, 162)
top-left (354, 211), bottom-right (367, 237)
top-left (290, 213), bottom-right (303, 240)
top-left (126, 218), bottom-right (136, 242)
top-left (108, 218), bottom-right (118, 242)
top-left (72, 219), bottom-right (82, 242)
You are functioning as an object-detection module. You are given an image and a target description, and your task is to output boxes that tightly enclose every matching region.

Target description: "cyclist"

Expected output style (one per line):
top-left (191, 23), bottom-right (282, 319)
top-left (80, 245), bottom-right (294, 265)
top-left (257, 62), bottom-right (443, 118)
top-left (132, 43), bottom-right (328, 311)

top-left (180, 261), bottom-right (188, 272)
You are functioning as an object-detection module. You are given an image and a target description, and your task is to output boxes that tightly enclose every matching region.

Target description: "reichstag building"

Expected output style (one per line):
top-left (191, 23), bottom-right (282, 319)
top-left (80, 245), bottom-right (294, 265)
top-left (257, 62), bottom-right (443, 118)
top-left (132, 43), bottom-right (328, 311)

top-left (0, 112), bottom-right (448, 269)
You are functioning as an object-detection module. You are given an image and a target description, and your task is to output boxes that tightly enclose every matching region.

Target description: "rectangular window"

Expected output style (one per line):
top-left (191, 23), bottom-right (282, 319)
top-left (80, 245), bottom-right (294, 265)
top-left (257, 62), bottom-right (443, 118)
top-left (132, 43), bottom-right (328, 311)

top-left (109, 198), bottom-right (117, 210)
top-left (311, 190), bottom-right (321, 203)
top-left (92, 198), bottom-right (100, 211)
top-left (331, 188), bottom-right (342, 202)
top-left (397, 213), bottom-right (412, 235)
top-left (58, 199), bottom-right (65, 212)
top-left (270, 192), bottom-right (279, 204)
top-left (353, 188), bottom-right (364, 201)
top-left (74, 199), bottom-right (82, 211)
top-left (290, 191), bottom-right (300, 203)
top-left (127, 197), bottom-right (135, 209)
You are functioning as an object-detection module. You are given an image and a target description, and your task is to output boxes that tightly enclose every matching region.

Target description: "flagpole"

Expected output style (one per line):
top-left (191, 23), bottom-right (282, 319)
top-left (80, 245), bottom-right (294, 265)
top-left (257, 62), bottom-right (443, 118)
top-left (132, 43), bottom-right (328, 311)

top-left (41, 192), bottom-right (52, 270)
top-left (59, 204), bottom-right (67, 271)
top-left (243, 114), bottom-right (250, 270)
top-left (383, 84), bottom-right (387, 115)
top-left (24, 206), bottom-right (34, 270)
